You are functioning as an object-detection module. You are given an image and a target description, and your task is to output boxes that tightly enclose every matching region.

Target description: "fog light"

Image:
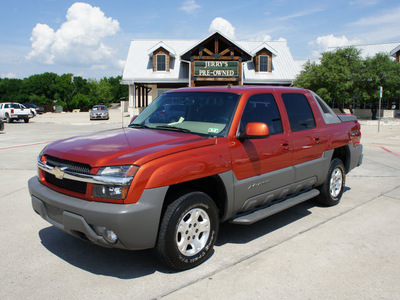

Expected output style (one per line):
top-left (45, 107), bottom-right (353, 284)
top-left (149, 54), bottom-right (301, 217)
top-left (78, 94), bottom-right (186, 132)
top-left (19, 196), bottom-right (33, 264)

top-left (104, 229), bottom-right (118, 244)
top-left (93, 225), bottom-right (118, 244)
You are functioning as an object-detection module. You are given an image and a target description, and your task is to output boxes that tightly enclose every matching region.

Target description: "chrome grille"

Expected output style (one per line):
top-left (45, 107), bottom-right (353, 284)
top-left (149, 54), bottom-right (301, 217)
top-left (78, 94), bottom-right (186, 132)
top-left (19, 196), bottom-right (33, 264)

top-left (43, 155), bottom-right (91, 194)
top-left (45, 155), bottom-right (91, 174)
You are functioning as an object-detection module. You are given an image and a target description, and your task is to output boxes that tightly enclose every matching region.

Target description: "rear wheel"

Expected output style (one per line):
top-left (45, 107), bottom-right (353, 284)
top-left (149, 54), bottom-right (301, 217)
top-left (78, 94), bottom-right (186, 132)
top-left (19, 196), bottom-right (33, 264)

top-left (24, 118), bottom-right (29, 123)
top-left (6, 113), bottom-right (12, 123)
top-left (156, 191), bottom-right (219, 271)
top-left (317, 158), bottom-right (346, 206)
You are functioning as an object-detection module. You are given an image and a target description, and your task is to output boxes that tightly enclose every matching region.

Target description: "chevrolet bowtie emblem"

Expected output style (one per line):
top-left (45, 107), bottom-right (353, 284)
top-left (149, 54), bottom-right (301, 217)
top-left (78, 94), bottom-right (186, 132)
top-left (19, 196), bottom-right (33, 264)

top-left (53, 167), bottom-right (67, 179)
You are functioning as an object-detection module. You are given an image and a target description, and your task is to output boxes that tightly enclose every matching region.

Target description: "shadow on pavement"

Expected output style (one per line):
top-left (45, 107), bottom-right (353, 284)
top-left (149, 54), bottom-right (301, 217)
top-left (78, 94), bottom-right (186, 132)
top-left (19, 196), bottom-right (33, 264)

top-left (217, 200), bottom-right (314, 246)
top-left (39, 227), bottom-right (167, 278)
top-left (38, 195), bottom-right (346, 277)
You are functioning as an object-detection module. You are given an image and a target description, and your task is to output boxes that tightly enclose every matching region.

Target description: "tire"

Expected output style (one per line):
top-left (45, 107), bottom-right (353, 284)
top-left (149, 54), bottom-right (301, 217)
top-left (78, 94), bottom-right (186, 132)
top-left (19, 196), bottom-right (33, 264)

top-left (156, 191), bottom-right (219, 271)
top-left (24, 118), bottom-right (29, 123)
top-left (6, 114), bottom-right (12, 123)
top-left (317, 158), bottom-right (346, 206)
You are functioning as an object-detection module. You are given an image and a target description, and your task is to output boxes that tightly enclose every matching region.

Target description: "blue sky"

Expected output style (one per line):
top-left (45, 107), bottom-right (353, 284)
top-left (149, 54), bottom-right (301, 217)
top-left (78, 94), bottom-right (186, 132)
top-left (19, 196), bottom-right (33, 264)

top-left (1, 0), bottom-right (399, 79)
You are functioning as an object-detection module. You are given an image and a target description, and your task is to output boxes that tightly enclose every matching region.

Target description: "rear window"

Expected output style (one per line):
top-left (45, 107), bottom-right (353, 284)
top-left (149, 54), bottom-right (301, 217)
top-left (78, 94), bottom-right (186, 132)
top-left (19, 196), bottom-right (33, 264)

top-left (282, 93), bottom-right (316, 132)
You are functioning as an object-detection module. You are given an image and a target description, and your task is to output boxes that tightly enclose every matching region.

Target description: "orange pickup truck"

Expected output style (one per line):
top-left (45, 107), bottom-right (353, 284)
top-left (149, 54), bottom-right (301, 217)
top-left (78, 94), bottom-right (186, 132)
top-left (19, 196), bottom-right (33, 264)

top-left (29, 86), bottom-right (363, 270)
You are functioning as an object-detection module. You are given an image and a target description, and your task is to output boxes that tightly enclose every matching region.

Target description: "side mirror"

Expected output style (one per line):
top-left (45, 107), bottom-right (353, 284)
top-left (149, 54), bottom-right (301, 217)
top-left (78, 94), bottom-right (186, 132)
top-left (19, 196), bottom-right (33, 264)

top-left (241, 122), bottom-right (270, 139)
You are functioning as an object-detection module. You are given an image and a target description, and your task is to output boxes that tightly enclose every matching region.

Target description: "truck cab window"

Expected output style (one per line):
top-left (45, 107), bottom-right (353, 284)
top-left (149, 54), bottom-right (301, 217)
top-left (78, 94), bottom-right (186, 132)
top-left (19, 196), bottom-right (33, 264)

top-left (282, 93), bottom-right (316, 132)
top-left (240, 93), bottom-right (283, 135)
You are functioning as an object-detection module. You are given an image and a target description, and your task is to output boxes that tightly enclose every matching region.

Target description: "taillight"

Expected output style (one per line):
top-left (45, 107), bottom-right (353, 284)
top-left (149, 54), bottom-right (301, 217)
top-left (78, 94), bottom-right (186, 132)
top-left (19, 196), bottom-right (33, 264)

top-left (11, 109), bottom-right (14, 114)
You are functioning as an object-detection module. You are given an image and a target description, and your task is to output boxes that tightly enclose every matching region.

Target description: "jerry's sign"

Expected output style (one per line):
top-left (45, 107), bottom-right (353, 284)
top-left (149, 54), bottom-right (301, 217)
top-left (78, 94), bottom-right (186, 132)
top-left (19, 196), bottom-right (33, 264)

top-left (194, 61), bottom-right (239, 77)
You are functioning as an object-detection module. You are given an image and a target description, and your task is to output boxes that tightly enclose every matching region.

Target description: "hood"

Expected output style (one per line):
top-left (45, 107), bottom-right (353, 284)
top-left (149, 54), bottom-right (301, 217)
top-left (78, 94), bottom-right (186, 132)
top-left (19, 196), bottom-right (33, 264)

top-left (44, 128), bottom-right (216, 167)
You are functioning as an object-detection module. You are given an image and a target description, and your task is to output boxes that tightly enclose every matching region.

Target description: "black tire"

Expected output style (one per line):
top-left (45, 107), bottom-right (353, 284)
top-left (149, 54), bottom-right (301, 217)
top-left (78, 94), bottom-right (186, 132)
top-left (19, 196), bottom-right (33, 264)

top-left (24, 118), bottom-right (29, 123)
top-left (156, 191), bottom-right (219, 271)
top-left (317, 158), bottom-right (346, 206)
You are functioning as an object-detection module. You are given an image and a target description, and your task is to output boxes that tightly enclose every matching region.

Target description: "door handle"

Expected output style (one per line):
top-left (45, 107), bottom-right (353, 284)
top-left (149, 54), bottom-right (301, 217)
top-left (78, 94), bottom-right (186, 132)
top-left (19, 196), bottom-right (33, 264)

top-left (314, 137), bottom-right (320, 144)
top-left (281, 143), bottom-right (290, 151)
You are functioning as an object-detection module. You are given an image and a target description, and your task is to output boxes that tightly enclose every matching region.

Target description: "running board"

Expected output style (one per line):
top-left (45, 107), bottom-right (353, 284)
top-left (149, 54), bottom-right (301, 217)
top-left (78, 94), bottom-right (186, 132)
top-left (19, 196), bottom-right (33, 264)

top-left (230, 189), bottom-right (320, 225)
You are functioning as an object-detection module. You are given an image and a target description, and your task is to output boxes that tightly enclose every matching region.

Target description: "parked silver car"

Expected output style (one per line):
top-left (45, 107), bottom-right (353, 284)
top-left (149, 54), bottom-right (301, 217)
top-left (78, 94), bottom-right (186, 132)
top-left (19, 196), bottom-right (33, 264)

top-left (90, 105), bottom-right (109, 120)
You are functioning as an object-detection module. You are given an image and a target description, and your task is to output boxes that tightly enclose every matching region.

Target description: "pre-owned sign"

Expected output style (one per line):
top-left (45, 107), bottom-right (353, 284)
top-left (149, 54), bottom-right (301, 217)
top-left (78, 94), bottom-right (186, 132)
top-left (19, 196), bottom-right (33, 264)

top-left (194, 61), bottom-right (239, 77)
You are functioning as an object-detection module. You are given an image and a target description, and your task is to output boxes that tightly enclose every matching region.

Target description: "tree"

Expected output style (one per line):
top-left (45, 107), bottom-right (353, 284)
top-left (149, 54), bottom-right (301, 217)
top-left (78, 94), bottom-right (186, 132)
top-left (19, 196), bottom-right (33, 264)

top-left (295, 48), bottom-right (400, 111)
top-left (294, 47), bottom-right (364, 109)
top-left (361, 53), bottom-right (400, 105)
top-left (0, 72), bottom-right (128, 109)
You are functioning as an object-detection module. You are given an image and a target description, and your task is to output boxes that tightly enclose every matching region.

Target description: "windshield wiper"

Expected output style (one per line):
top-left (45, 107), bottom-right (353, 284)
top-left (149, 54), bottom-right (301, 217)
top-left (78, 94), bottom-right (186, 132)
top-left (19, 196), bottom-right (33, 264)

top-left (155, 125), bottom-right (192, 133)
top-left (129, 124), bottom-right (150, 129)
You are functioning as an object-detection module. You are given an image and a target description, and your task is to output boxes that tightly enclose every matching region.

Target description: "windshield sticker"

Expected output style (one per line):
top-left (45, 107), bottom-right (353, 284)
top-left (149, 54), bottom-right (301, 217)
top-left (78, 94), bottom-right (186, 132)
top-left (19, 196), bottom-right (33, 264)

top-left (208, 128), bottom-right (219, 134)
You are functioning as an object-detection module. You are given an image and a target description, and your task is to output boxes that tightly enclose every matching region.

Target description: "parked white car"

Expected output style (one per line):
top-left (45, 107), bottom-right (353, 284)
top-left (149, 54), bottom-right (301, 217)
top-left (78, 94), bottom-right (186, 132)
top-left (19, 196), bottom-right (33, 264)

top-left (0, 102), bottom-right (34, 123)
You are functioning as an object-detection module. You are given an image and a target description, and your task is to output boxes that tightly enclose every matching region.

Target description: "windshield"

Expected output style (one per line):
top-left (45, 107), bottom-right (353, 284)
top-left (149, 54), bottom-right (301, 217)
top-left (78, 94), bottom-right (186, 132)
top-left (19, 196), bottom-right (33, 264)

top-left (130, 91), bottom-right (240, 137)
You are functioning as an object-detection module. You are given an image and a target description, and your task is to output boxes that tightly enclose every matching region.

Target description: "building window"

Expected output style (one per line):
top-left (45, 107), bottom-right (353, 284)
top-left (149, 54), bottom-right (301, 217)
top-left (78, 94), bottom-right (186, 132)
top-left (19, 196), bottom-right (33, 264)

top-left (156, 54), bottom-right (166, 71)
top-left (259, 55), bottom-right (269, 72)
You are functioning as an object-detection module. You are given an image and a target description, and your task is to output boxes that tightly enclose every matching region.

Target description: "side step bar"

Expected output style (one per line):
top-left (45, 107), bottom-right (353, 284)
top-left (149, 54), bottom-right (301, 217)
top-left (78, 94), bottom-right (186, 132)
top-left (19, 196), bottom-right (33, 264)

top-left (231, 189), bottom-right (320, 225)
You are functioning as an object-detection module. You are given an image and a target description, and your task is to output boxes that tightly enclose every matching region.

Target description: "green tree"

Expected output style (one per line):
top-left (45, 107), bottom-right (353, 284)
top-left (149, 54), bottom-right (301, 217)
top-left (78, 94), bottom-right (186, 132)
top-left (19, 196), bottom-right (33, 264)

top-left (108, 76), bottom-right (128, 101)
top-left (0, 78), bottom-right (25, 102)
top-left (295, 47), bottom-right (364, 109)
top-left (24, 72), bottom-right (58, 104)
top-left (362, 53), bottom-right (400, 104)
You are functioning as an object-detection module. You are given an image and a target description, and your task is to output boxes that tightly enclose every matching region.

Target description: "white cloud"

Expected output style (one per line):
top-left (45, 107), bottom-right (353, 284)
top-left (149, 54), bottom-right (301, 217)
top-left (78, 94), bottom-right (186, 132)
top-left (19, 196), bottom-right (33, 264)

top-left (179, 0), bottom-right (201, 14)
top-left (209, 17), bottom-right (235, 39)
top-left (278, 8), bottom-right (325, 21)
top-left (1, 72), bottom-right (17, 79)
top-left (308, 34), bottom-right (362, 60)
top-left (27, 2), bottom-right (120, 68)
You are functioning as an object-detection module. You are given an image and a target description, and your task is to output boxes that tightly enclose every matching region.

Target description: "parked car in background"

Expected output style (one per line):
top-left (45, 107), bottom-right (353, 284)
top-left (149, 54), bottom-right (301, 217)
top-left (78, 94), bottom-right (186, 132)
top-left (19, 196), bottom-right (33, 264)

top-left (0, 102), bottom-right (34, 123)
top-left (90, 105), bottom-right (109, 120)
top-left (23, 103), bottom-right (45, 115)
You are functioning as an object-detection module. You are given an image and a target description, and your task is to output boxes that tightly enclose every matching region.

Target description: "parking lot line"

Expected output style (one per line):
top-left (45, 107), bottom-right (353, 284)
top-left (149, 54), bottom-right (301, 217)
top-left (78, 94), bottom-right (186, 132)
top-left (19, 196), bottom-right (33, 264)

top-left (0, 141), bottom-right (53, 150)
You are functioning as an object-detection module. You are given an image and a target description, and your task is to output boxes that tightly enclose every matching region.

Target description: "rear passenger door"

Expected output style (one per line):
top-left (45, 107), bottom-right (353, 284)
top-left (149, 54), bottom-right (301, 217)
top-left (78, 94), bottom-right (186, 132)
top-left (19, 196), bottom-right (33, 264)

top-left (281, 93), bottom-right (328, 182)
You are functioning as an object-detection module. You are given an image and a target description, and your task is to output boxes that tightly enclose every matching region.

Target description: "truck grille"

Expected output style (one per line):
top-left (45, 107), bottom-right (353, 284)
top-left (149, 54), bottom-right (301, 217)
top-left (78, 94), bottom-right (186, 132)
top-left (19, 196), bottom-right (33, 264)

top-left (45, 155), bottom-right (91, 174)
top-left (44, 172), bottom-right (87, 194)
top-left (44, 155), bottom-right (92, 194)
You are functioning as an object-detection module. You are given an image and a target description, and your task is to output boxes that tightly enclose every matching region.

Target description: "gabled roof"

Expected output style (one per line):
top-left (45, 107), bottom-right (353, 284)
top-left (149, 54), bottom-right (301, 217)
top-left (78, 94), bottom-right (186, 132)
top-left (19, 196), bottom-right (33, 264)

top-left (147, 41), bottom-right (176, 57)
top-left (390, 44), bottom-right (400, 57)
top-left (250, 43), bottom-right (278, 57)
top-left (180, 31), bottom-right (252, 59)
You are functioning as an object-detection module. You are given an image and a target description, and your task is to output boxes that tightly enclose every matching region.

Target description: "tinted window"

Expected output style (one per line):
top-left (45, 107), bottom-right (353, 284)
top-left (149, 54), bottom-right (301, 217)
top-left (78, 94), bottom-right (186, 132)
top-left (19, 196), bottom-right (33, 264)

top-left (282, 93), bottom-right (316, 132)
top-left (259, 56), bottom-right (269, 72)
top-left (156, 54), bottom-right (166, 71)
top-left (240, 93), bottom-right (283, 135)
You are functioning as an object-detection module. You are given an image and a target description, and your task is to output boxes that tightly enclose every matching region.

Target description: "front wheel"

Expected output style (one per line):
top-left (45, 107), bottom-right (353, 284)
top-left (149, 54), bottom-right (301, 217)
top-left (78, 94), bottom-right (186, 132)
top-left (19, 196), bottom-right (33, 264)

top-left (317, 158), bottom-right (346, 206)
top-left (156, 191), bottom-right (219, 271)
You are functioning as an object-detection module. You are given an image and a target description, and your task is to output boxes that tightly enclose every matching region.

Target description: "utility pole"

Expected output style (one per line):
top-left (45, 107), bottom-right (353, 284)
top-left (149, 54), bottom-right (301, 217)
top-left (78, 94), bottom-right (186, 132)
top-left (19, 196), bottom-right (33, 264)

top-left (378, 86), bottom-right (383, 132)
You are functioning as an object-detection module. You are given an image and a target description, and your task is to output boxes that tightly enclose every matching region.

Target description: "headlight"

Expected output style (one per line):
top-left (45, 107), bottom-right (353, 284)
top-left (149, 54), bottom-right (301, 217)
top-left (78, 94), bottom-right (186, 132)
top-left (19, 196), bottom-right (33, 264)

top-left (92, 165), bottom-right (138, 200)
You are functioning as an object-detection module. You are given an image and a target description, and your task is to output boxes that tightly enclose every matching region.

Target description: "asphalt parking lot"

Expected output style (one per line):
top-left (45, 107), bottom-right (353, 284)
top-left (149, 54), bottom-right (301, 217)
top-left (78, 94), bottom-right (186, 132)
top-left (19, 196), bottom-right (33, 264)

top-left (1, 110), bottom-right (399, 299)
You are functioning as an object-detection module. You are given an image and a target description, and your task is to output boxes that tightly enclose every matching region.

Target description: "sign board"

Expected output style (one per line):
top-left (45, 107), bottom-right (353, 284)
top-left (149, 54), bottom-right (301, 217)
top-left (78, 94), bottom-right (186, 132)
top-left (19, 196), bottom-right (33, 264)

top-left (194, 61), bottom-right (239, 77)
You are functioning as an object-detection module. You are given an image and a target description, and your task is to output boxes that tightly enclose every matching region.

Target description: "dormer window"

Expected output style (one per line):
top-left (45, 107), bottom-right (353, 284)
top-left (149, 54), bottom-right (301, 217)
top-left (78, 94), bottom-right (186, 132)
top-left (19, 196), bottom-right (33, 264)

top-left (259, 55), bottom-right (269, 72)
top-left (156, 54), bottom-right (167, 71)
top-left (149, 43), bottom-right (175, 72)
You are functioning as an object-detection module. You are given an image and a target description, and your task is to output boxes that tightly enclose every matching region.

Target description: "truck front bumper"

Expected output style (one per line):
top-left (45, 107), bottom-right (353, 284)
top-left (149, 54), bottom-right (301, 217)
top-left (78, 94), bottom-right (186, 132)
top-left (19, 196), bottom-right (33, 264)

top-left (28, 177), bottom-right (167, 250)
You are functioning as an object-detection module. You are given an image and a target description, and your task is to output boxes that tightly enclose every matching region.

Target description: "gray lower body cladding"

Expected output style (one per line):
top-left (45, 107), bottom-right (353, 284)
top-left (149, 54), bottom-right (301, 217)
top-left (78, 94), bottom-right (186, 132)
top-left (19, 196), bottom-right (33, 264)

top-left (28, 177), bottom-right (167, 250)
